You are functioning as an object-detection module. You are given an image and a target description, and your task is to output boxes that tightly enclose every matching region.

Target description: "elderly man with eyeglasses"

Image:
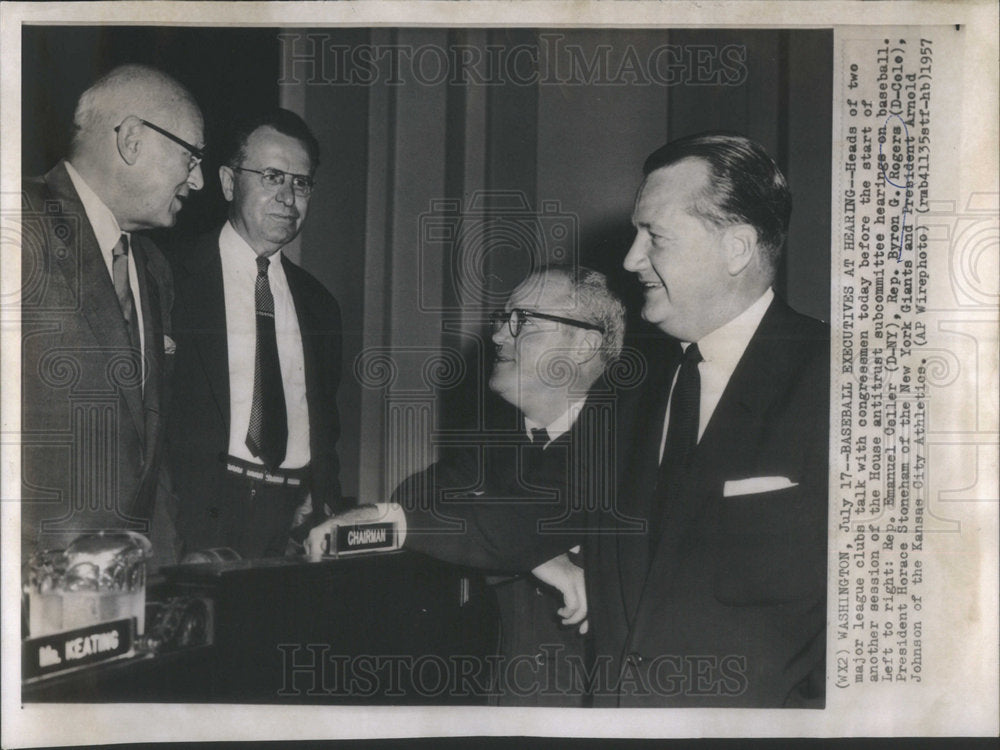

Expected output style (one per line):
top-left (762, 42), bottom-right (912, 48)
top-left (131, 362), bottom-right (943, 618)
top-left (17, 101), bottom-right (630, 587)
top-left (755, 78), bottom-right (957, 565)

top-left (168, 108), bottom-right (347, 560)
top-left (21, 64), bottom-right (205, 568)
top-left (306, 265), bottom-right (624, 706)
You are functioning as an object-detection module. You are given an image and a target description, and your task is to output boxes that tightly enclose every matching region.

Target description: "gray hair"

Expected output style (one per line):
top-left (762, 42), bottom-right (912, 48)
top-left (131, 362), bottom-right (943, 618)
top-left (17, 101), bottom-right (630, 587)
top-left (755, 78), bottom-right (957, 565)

top-left (532, 265), bottom-right (626, 367)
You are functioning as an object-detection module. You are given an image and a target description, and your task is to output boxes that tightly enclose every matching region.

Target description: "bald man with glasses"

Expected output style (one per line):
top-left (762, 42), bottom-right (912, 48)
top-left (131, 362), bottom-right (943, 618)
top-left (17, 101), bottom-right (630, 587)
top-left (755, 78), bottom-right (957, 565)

top-left (21, 64), bottom-right (205, 568)
top-left (168, 107), bottom-right (346, 561)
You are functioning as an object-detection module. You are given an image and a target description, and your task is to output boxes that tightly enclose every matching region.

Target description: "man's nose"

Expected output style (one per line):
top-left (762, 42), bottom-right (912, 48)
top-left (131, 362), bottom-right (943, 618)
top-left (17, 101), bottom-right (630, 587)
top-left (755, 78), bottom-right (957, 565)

top-left (622, 234), bottom-right (647, 272)
top-left (187, 163), bottom-right (204, 191)
top-left (492, 321), bottom-right (512, 345)
top-left (275, 179), bottom-right (296, 205)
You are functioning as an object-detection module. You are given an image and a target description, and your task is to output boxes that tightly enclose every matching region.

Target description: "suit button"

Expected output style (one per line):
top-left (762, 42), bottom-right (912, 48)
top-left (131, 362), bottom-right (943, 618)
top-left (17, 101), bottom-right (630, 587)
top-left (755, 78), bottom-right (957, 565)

top-left (534, 652), bottom-right (546, 666)
top-left (627, 652), bottom-right (643, 665)
top-left (208, 507), bottom-right (219, 519)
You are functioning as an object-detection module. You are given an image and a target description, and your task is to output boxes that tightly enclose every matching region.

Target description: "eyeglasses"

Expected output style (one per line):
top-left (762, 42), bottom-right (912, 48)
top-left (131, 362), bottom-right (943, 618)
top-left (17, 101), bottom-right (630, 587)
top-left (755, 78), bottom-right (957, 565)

top-left (232, 166), bottom-right (315, 197)
top-left (490, 308), bottom-right (605, 338)
top-left (115, 118), bottom-right (204, 172)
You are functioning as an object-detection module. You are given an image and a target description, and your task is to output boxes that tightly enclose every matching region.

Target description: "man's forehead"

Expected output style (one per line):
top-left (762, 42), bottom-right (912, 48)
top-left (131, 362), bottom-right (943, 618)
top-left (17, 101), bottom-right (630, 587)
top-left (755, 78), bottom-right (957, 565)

top-left (635, 157), bottom-right (711, 214)
top-left (245, 126), bottom-right (311, 166)
top-left (507, 273), bottom-right (574, 311)
top-left (156, 103), bottom-right (205, 145)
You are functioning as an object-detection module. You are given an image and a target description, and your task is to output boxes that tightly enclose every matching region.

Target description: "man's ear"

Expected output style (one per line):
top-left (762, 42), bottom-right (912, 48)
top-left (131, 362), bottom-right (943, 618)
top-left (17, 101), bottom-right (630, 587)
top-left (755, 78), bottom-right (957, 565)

top-left (219, 165), bottom-right (235, 202)
top-left (724, 224), bottom-right (759, 276)
top-left (574, 329), bottom-right (604, 365)
top-left (115, 115), bottom-right (144, 166)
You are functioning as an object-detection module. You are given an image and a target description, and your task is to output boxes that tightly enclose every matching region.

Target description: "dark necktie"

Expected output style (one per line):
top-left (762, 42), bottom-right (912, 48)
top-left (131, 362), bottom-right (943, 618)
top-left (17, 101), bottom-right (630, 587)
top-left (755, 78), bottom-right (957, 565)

top-left (112, 233), bottom-right (140, 355)
top-left (530, 428), bottom-right (548, 446)
top-left (652, 342), bottom-right (703, 545)
top-left (245, 255), bottom-right (287, 472)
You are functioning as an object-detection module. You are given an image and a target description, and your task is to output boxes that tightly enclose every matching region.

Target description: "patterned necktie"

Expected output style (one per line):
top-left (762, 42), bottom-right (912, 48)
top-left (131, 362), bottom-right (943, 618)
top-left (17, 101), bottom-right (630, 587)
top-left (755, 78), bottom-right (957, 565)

top-left (245, 255), bottom-right (287, 472)
top-left (112, 234), bottom-right (140, 354)
top-left (652, 342), bottom-right (703, 545)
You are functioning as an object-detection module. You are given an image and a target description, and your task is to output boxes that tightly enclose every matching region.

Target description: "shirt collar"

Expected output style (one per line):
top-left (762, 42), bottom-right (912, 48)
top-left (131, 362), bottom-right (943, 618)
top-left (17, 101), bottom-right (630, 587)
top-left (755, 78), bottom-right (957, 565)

top-left (64, 160), bottom-right (124, 255)
top-left (219, 220), bottom-right (284, 271)
top-left (523, 397), bottom-right (588, 444)
top-left (690, 287), bottom-right (774, 370)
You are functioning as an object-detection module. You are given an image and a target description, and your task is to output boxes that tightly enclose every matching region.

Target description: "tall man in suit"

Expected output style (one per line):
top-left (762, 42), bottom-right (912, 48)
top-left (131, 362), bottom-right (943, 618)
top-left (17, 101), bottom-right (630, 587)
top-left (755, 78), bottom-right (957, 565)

top-left (169, 109), bottom-right (343, 560)
top-left (582, 132), bottom-right (830, 707)
top-left (306, 266), bottom-right (623, 706)
top-left (21, 64), bottom-right (205, 566)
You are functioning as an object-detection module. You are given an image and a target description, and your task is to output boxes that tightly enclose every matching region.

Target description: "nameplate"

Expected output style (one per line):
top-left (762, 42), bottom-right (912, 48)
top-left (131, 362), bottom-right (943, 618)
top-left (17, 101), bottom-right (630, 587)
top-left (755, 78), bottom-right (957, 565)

top-left (23, 618), bottom-right (134, 681)
top-left (324, 522), bottom-right (399, 557)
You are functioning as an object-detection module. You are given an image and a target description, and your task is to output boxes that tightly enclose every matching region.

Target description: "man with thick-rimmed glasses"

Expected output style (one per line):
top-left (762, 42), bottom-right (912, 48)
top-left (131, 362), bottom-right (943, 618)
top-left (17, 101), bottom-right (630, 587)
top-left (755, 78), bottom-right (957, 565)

top-left (306, 265), bottom-right (624, 706)
top-left (21, 64), bottom-right (205, 569)
top-left (168, 108), bottom-right (346, 560)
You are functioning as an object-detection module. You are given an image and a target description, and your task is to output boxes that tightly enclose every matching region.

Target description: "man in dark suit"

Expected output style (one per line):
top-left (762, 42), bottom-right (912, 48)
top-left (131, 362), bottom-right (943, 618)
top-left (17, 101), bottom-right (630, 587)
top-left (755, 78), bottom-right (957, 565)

top-left (21, 64), bottom-right (205, 567)
top-left (169, 108), bottom-right (343, 560)
top-left (307, 266), bottom-right (625, 706)
top-left (583, 132), bottom-right (829, 707)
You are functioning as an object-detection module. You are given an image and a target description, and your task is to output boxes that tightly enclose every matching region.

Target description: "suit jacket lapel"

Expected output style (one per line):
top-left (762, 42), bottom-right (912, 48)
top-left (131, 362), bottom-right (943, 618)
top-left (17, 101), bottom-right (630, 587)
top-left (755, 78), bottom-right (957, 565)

top-left (698, 297), bottom-right (797, 458)
top-left (188, 244), bottom-right (231, 429)
top-left (134, 241), bottom-right (164, 449)
top-left (283, 255), bottom-right (320, 446)
top-left (44, 162), bottom-right (146, 444)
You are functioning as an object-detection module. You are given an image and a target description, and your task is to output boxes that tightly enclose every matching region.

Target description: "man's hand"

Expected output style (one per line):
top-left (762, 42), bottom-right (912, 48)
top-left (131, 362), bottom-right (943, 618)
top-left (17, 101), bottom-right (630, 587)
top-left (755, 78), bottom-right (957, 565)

top-left (290, 492), bottom-right (315, 531)
top-left (303, 505), bottom-right (384, 561)
top-left (532, 552), bottom-right (589, 634)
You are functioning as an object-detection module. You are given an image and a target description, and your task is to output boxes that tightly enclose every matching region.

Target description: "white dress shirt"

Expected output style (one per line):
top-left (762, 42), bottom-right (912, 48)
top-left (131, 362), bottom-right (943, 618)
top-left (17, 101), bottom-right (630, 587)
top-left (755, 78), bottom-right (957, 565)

top-left (65, 161), bottom-right (146, 386)
top-left (219, 221), bottom-right (310, 469)
top-left (659, 287), bottom-right (774, 461)
top-left (524, 397), bottom-right (588, 446)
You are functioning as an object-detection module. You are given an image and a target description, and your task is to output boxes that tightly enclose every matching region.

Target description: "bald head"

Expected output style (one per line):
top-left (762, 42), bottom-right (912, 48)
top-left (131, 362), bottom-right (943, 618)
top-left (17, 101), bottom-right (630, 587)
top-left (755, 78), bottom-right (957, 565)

top-left (68, 64), bottom-right (205, 230)
top-left (71, 65), bottom-right (199, 156)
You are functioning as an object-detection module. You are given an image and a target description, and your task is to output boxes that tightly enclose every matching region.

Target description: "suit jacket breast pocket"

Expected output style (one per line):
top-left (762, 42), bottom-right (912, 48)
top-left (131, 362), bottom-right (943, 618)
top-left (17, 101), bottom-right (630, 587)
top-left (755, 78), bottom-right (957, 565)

top-left (712, 486), bottom-right (824, 606)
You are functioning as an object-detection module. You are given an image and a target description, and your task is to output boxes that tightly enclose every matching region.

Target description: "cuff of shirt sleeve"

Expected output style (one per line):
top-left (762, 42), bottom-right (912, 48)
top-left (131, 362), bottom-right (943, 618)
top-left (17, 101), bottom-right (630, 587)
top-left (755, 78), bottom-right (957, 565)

top-left (529, 542), bottom-right (584, 572)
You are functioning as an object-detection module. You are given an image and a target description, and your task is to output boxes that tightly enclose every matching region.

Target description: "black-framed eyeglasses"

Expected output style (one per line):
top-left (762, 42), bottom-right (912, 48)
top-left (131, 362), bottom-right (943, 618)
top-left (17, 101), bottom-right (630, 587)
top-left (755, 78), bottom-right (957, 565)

top-left (115, 118), bottom-right (204, 172)
top-left (232, 166), bottom-right (315, 197)
top-left (490, 308), bottom-right (605, 338)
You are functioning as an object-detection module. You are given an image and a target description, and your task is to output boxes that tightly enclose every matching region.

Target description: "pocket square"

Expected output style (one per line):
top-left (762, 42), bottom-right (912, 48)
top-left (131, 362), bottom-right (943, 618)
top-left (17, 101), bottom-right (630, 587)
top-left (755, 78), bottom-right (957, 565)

top-left (163, 335), bottom-right (177, 355)
top-left (724, 476), bottom-right (798, 497)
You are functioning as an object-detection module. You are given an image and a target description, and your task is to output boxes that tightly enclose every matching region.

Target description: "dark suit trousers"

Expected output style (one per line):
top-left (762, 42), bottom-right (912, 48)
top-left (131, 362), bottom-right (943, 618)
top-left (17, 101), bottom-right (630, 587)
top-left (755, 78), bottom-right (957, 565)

top-left (188, 465), bottom-right (307, 559)
top-left (491, 576), bottom-right (588, 707)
